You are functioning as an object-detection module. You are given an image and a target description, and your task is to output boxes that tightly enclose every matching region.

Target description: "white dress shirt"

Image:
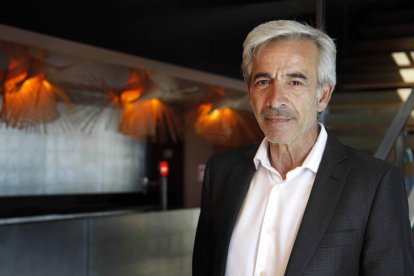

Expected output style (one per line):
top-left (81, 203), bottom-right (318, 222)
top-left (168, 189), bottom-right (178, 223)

top-left (225, 124), bottom-right (328, 276)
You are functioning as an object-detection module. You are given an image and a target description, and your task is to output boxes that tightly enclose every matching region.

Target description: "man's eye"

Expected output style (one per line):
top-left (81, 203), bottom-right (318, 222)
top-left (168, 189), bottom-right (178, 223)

top-left (255, 79), bottom-right (271, 86)
top-left (289, 80), bottom-right (303, 86)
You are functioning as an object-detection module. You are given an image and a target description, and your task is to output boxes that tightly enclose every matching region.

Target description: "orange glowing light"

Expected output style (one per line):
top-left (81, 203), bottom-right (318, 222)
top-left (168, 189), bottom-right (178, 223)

top-left (4, 45), bottom-right (29, 93)
top-left (118, 70), bottom-right (148, 105)
top-left (120, 90), bottom-right (142, 104)
top-left (1, 74), bottom-right (70, 128)
top-left (195, 104), bottom-right (236, 143)
top-left (118, 98), bottom-right (181, 142)
top-left (0, 44), bottom-right (72, 128)
top-left (120, 70), bottom-right (147, 102)
top-left (195, 103), bottom-right (262, 146)
top-left (209, 109), bottom-right (220, 119)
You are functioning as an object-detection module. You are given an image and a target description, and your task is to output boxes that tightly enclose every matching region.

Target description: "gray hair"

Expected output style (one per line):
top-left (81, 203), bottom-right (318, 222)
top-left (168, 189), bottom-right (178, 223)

top-left (242, 20), bottom-right (336, 89)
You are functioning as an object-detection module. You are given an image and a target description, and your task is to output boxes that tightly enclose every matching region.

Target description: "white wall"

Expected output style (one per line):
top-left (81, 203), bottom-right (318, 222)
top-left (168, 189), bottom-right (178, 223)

top-left (0, 107), bottom-right (147, 196)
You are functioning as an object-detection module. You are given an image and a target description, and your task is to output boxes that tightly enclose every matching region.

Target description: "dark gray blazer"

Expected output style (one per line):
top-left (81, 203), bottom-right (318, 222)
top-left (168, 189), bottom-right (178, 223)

top-left (193, 134), bottom-right (414, 275)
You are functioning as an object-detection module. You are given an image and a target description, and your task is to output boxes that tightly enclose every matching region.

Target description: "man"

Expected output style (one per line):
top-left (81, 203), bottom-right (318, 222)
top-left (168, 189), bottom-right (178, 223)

top-left (193, 20), bottom-right (414, 276)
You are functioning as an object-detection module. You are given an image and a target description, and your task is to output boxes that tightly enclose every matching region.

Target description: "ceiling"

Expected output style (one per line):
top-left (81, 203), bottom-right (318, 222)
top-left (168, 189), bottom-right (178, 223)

top-left (3, 0), bottom-right (412, 93)
top-left (0, 0), bottom-right (317, 80)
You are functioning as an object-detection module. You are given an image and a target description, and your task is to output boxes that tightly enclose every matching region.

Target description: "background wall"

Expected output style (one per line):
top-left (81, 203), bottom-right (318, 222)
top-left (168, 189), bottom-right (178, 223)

top-left (183, 122), bottom-right (214, 208)
top-left (0, 114), bottom-right (147, 196)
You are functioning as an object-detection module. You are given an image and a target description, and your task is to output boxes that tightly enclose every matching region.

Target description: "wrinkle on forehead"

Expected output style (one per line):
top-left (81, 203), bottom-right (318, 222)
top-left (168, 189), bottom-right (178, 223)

top-left (250, 39), bottom-right (318, 85)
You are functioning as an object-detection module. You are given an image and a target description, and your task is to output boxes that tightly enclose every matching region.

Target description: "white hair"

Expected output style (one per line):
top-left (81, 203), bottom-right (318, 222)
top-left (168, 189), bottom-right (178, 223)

top-left (242, 20), bottom-right (337, 90)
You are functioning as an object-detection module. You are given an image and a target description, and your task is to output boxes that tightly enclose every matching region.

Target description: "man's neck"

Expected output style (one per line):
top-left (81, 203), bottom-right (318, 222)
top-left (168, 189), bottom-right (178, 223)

top-left (268, 126), bottom-right (320, 179)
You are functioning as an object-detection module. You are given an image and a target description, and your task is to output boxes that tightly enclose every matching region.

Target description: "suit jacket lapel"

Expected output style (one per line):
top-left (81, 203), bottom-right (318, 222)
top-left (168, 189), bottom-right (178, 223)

top-left (285, 135), bottom-right (350, 276)
top-left (213, 146), bottom-right (257, 276)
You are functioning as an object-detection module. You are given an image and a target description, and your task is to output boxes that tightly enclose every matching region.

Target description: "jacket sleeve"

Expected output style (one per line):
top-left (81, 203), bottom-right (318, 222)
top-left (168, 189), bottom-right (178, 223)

top-left (361, 165), bottom-right (414, 275)
top-left (193, 159), bottom-right (212, 276)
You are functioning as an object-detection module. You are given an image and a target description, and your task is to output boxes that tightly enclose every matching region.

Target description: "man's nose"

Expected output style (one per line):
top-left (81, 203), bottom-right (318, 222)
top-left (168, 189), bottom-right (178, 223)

top-left (266, 82), bottom-right (286, 108)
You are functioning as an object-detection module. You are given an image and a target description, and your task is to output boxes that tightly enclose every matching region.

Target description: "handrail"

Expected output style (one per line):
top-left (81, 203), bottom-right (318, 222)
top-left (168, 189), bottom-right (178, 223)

top-left (374, 87), bottom-right (414, 160)
top-left (409, 191), bottom-right (414, 228)
top-left (374, 86), bottom-right (414, 228)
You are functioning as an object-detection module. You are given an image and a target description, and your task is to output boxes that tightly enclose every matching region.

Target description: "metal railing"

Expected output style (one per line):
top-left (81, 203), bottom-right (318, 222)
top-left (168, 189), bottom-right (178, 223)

top-left (375, 87), bottom-right (414, 160)
top-left (374, 86), bottom-right (414, 228)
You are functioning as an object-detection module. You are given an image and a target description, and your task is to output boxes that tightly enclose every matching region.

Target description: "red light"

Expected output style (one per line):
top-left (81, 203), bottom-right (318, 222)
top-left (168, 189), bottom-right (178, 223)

top-left (159, 161), bottom-right (169, 177)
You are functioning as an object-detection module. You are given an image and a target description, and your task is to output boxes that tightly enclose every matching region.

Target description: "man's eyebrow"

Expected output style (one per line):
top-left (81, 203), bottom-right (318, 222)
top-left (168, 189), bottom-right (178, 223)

top-left (250, 73), bottom-right (272, 83)
top-left (253, 73), bottom-right (272, 80)
top-left (286, 72), bottom-right (308, 80)
top-left (249, 72), bottom-right (309, 84)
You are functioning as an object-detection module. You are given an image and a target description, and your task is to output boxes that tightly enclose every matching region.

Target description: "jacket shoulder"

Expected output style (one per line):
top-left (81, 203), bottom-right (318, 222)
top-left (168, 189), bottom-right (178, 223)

top-left (326, 133), bottom-right (393, 172)
top-left (342, 143), bottom-right (393, 172)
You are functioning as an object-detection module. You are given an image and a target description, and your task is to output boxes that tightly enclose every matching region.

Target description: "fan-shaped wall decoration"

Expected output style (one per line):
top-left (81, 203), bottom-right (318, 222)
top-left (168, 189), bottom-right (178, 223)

top-left (2, 44), bottom-right (30, 93)
top-left (0, 39), bottom-right (258, 145)
top-left (119, 98), bottom-right (181, 142)
top-left (194, 86), bottom-right (263, 146)
top-left (118, 72), bottom-right (183, 142)
top-left (0, 44), bottom-right (70, 129)
top-left (1, 74), bottom-right (70, 128)
top-left (63, 69), bottom-right (147, 135)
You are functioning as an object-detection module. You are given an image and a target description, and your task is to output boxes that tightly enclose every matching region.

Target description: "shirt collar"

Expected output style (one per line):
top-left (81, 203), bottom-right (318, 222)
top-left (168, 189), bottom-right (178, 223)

top-left (253, 123), bottom-right (328, 174)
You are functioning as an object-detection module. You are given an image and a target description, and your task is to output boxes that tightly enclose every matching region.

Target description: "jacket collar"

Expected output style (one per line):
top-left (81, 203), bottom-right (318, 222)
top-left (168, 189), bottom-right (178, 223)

top-left (284, 133), bottom-right (350, 276)
top-left (213, 144), bottom-right (257, 275)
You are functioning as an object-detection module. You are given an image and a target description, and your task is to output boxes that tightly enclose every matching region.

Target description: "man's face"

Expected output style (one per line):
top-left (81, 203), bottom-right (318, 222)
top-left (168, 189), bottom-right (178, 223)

top-left (248, 38), bottom-right (331, 146)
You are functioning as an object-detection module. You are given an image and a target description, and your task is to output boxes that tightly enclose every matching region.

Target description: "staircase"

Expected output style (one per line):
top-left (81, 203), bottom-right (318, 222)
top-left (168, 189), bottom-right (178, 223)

top-left (326, 1), bottom-right (414, 154)
top-left (324, 1), bottom-right (414, 226)
top-left (337, 7), bottom-right (414, 91)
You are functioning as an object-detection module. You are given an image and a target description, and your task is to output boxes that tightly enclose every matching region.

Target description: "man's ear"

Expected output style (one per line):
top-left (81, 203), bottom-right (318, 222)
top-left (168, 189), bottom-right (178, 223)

top-left (318, 84), bottom-right (334, 112)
